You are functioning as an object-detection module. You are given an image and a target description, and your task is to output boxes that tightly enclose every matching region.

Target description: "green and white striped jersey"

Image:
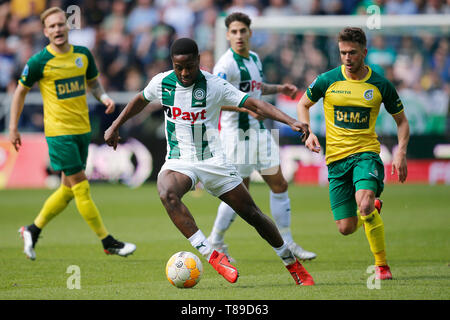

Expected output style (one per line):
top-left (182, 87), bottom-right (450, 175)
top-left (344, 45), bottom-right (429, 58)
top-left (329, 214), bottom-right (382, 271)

top-left (143, 69), bottom-right (249, 161)
top-left (213, 48), bottom-right (264, 132)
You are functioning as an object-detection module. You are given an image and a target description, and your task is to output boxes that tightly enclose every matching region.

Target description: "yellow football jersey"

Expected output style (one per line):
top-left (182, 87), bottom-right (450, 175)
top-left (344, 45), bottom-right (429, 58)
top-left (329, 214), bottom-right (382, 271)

top-left (306, 65), bottom-right (404, 165)
top-left (19, 45), bottom-right (99, 137)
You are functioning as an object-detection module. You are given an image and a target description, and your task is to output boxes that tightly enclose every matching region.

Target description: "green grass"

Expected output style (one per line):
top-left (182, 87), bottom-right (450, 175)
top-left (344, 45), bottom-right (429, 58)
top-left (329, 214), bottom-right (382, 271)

top-left (0, 183), bottom-right (449, 300)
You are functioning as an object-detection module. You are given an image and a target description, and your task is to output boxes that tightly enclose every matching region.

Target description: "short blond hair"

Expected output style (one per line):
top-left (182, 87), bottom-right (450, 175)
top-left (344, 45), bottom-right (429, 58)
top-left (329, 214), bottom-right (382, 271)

top-left (40, 7), bottom-right (66, 26)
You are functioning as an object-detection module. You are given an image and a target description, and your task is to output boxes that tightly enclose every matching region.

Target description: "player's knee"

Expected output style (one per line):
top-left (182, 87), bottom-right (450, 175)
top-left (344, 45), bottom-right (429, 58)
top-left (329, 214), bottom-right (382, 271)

top-left (338, 225), bottom-right (355, 235)
top-left (336, 219), bottom-right (357, 235)
top-left (356, 190), bottom-right (375, 215)
top-left (158, 189), bottom-right (180, 208)
top-left (358, 198), bottom-right (374, 215)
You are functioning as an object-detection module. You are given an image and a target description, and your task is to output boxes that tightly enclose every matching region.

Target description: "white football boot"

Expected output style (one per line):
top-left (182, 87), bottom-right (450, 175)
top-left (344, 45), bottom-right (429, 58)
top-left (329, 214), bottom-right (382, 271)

top-left (18, 226), bottom-right (36, 261)
top-left (288, 242), bottom-right (317, 261)
top-left (104, 239), bottom-right (136, 257)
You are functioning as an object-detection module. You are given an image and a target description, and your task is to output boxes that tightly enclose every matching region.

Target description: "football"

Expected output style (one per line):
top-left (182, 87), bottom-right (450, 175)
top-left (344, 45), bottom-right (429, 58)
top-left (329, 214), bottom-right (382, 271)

top-left (166, 251), bottom-right (203, 288)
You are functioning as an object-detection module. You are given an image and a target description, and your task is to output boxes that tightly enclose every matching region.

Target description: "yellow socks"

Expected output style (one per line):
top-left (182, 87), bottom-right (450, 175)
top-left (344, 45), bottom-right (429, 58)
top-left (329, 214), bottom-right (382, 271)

top-left (356, 212), bottom-right (364, 230)
top-left (34, 184), bottom-right (74, 229)
top-left (33, 180), bottom-right (108, 240)
top-left (72, 180), bottom-right (109, 240)
top-left (361, 209), bottom-right (387, 266)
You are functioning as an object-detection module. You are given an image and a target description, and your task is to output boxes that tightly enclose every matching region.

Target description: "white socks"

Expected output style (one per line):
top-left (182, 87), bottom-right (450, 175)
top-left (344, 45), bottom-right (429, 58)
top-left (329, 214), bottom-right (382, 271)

top-left (270, 191), bottom-right (294, 245)
top-left (209, 201), bottom-right (237, 244)
top-left (273, 242), bottom-right (296, 266)
top-left (188, 229), bottom-right (212, 260)
top-left (209, 191), bottom-right (294, 246)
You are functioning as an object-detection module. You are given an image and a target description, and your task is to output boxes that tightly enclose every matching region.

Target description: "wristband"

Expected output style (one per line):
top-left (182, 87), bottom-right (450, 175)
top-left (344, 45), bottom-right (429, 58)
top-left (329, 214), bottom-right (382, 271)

top-left (100, 93), bottom-right (111, 103)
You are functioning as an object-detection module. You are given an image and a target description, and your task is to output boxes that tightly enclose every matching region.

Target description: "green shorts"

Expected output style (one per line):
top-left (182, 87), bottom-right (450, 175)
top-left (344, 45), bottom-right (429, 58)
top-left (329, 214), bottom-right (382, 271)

top-left (46, 132), bottom-right (91, 176)
top-left (328, 152), bottom-right (385, 221)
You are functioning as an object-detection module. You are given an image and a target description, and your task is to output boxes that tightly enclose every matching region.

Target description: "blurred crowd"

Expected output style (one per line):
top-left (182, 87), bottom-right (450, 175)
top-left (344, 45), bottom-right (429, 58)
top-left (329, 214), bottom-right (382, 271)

top-left (0, 0), bottom-right (449, 123)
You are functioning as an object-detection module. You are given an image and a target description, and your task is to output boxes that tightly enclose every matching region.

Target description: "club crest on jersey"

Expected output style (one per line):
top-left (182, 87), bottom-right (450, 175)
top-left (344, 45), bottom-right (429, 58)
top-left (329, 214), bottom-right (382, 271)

top-left (364, 89), bottom-right (373, 100)
top-left (75, 57), bottom-right (83, 68)
top-left (193, 88), bottom-right (206, 100)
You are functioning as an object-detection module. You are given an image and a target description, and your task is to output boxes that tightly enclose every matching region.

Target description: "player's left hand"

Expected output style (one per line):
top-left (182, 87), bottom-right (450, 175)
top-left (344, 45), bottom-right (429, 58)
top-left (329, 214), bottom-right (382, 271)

top-left (103, 97), bottom-right (115, 114)
top-left (290, 121), bottom-right (309, 143)
top-left (280, 84), bottom-right (298, 99)
top-left (391, 151), bottom-right (408, 183)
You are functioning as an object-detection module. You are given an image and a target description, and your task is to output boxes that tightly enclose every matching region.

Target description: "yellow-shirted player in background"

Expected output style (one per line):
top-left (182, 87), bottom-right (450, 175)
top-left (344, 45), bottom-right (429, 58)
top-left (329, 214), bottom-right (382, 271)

top-left (297, 27), bottom-right (410, 280)
top-left (9, 7), bottom-right (136, 260)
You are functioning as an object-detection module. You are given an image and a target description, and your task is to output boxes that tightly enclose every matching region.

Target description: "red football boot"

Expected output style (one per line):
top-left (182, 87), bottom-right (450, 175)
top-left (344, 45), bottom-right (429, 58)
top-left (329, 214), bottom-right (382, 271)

top-left (209, 250), bottom-right (239, 283)
top-left (375, 265), bottom-right (393, 280)
top-left (286, 259), bottom-right (315, 286)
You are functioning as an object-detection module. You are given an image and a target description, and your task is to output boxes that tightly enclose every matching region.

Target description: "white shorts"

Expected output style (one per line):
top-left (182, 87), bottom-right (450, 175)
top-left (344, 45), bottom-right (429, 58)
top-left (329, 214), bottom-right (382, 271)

top-left (220, 127), bottom-right (280, 178)
top-left (158, 157), bottom-right (243, 197)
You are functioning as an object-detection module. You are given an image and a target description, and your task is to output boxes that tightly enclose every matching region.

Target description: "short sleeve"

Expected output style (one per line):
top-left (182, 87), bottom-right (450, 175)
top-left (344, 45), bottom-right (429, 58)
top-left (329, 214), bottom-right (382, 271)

top-left (84, 48), bottom-right (99, 81)
top-left (19, 57), bottom-right (42, 88)
top-left (214, 76), bottom-right (247, 107)
top-left (382, 80), bottom-right (404, 115)
top-left (306, 74), bottom-right (328, 103)
top-left (213, 55), bottom-right (240, 85)
top-left (213, 60), bottom-right (230, 82)
top-left (142, 74), bottom-right (161, 102)
top-left (73, 46), bottom-right (99, 80)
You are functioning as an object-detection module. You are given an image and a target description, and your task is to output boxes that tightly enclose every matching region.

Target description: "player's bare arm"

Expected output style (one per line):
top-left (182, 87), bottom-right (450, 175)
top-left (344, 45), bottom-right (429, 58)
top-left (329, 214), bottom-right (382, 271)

top-left (242, 97), bottom-right (309, 142)
top-left (221, 106), bottom-right (264, 120)
top-left (87, 78), bottom-right (115, 114)
top-left (297, 93), bottom-right (321, 152)
top-left (8, 83), bottom-right (30, 151)
top-left (221, 106), bottom-right (245, 112)
top-left (261, 83), bottom-right (298, 99)
top-left (391, 111), bottom-right (410, 183)
top-left (104, 92), bottom-right (149, 149)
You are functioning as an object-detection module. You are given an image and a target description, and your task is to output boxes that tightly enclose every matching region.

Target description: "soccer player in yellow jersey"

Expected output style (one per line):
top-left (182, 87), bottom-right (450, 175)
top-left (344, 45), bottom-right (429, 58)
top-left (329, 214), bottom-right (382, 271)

top-left (297, 27), bottom-right (410, 280)
top-left (9, 7), bottom-right (136, 260)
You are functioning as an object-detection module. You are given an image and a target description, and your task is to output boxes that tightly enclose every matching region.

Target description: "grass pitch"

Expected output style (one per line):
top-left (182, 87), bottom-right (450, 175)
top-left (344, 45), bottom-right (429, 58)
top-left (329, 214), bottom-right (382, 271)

top-left (0, 183), bottom-right (448, 300)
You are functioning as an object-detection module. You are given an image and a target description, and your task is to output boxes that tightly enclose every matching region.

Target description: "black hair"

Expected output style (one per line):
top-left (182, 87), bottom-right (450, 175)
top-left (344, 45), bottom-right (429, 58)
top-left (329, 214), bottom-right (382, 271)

top-left (170, 38), bottom-right (199, 57)
top-left (225, 12), bottom-right (251, 29)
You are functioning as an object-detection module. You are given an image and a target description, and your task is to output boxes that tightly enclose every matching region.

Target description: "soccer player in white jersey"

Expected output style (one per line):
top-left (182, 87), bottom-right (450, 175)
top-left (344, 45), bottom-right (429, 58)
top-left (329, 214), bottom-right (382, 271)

top-left (209, 12), bottom-right (316, 262)
top-left (104, 38), bottom-right (315, 285)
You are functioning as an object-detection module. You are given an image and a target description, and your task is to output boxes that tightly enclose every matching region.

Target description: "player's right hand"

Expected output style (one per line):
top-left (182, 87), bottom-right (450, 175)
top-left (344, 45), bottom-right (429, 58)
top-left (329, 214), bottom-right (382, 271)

top-left (290, 121), bottom-right (310, 143)
top-left (9, 129), bottom-right (21, 151)
top-left (104, 126), bottom-right (120, 150)
top-left (305, 133), bottom-right (321, 153)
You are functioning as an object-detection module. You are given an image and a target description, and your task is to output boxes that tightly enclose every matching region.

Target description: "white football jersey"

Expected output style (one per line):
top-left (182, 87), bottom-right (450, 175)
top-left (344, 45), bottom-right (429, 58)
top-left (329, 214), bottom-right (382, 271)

top-left (213, 48), bottom-right (264, 132)
top-left (143, 69), bottom-right (248, 161)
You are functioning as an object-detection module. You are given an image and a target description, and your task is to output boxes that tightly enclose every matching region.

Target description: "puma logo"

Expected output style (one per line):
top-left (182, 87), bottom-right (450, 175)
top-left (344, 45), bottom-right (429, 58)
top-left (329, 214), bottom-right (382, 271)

top-left (219, 256), bottom-right (237, 274)
top-left (195, 242), bottom-right (206, 250)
